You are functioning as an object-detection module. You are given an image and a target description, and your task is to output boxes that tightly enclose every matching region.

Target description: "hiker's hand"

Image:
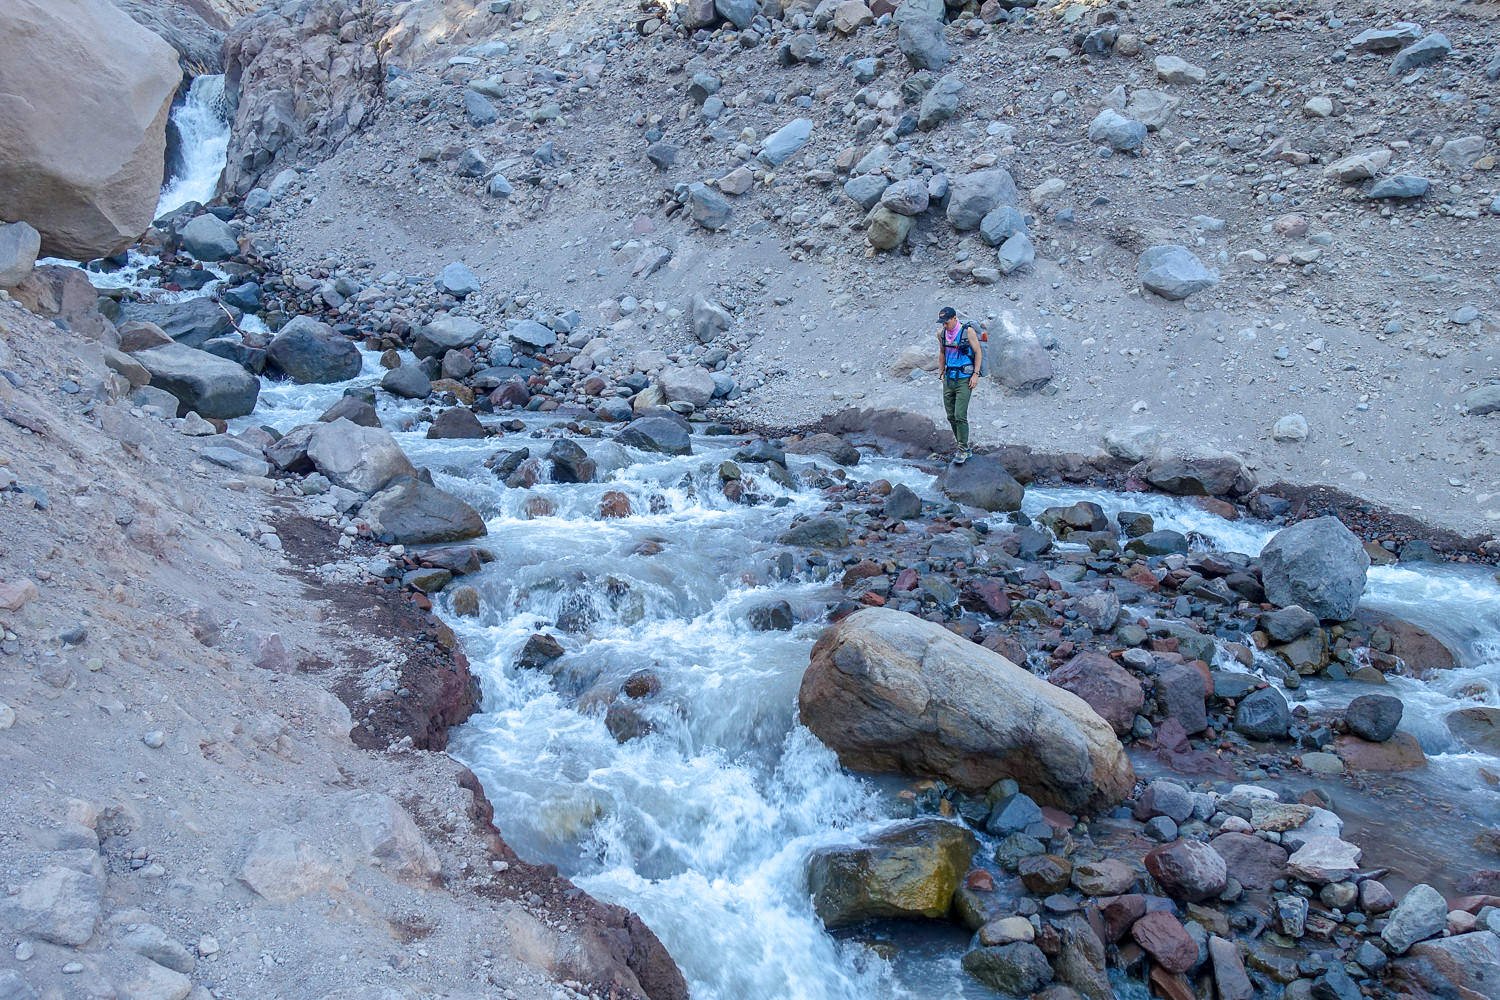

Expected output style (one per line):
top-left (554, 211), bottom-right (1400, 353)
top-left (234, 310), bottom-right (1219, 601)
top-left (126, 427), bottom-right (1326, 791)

top-left (969, 375), bottom-right (979, 390)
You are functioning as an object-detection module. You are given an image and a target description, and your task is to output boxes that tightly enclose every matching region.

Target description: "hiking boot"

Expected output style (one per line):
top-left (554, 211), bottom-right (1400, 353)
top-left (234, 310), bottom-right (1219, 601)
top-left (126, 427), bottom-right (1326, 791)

top-left (954, 447), bottom-right (971, 465)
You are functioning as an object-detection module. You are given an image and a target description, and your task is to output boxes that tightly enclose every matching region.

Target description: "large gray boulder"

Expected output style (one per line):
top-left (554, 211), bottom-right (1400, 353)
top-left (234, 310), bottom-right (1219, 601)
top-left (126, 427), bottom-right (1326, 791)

top-left (305, 419), bottom-right (415, 494)
top-left (1138, 245), bottom-right (1218, 300)
top-left (414, 315), bottom-right (485, 360)
top-left (0, 0), bottom-right (181, 259)
top-left (266, 316), bottom-right (362, 384)
top-left (946, 169), bottom-right (1019, 231)
top-left (1135, 450), bottom-right (1253, 496)
top-left (898, 17), bottom-right (950, 71)
top-left (1087, 109), bottom-right (1146, 154)
top-left (120, 298), bottom-right (233, 348)
top-left (132, 342), bottom-right (260, 418)
top-left (1381, 884), bottom-right (1449, 954)
top-left (798, 608), bottom-right (1135, 812)
top-left (938, 455), bottom-right (1024, 512)
top-left (178, 214), bottom-right (237, 262)
top-left (358, 479), bottom-right (486, 545)
top-left (618, 416), bottom-right (692, 456)
top-left (1260, 517), bottom-right (1369, 622)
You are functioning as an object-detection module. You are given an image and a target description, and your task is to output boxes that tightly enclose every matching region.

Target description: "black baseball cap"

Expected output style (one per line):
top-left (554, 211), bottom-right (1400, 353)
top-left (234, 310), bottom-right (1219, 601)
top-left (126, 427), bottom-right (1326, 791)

top-left (938, 306), bottom-right (956, 321)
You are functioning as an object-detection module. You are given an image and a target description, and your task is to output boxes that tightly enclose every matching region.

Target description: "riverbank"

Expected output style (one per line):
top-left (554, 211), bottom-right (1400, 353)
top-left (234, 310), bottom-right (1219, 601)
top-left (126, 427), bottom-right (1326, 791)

top-left (0, 298), bottom-right (680, 1000)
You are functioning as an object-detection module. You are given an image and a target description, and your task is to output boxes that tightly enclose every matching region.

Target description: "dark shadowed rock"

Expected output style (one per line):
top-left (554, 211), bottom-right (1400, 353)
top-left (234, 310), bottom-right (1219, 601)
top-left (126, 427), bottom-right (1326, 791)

top-left (938, 455), bottom-right (1024, 512)
top-left (427, 408), bottom-right (485, 439)
top-left (1234, 687), bottom-right (1291, 740)
top-left (267, 316), bottom-right (361, 384)
top-left (618, 416), bottom-right (691, 456)
top-left (1345, 694), bottom-right (1403, 742)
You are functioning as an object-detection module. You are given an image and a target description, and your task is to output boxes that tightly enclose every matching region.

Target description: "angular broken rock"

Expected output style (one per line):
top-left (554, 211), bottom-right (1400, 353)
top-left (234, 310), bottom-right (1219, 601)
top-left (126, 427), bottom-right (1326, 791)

top-left (306, 419), bottom-right (416, 495)
top-left (1137, 245), bottom-right (1217, 300)
top-left (1286, 835), bottom-right (1361, 883)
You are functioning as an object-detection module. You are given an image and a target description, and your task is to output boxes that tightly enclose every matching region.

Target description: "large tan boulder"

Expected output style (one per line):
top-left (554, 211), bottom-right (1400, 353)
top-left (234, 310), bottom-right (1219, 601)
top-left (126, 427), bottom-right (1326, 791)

top-left (798, 608), bottom-right (1135, 812)
top-left (0, 0), bottom-right (181, 260)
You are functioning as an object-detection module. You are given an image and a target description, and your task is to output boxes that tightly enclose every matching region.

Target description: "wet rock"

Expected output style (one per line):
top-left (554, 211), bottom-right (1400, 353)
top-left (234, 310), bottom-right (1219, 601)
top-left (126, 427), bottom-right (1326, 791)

top-left (1136, 451), bottom-right (1251, 496)
top-left (618, 416), bottom-right (692, 456)
top-left (426, 407), bottom-right (485, 439)
top-left (1049, 652), bottom-right (1143, 735)
top-left (382, 364), bottom-right (431, 399)
top-left (517, 633), bottom-right (564, 670)
top-left (1132, 911), bottom-right (1197, 973)
top-left (779, 514), bottom-right (850, 548)
top-left (132, 342), bottom-right (260, 419)
top-left (179, 213), bottom-right (237, 262)
top-left (359, 479), bottom-right (487, 545)
top-left (798, 608), bottom-right (1135, 812)
top-left (807, 819), bottom-right (976, 926)
top-left (787, 432), bottom-right (860, 466)
top-left (1446, 706), bottom-right (1500, 754)
top-left (1345, 694), bottom-right (1402, 742)
top-left (1233, 687), bottom-right (1291, 740)
top-left (548, 439), bottom-right (597, 484)
top-left (1260, 517), bottom-right (1369, 621)
top-left (1070, 859), bottom-right (1136, 896)
top-left (1383, 884), bottom-right (1449, 954)
top-left (267, 316), bottom-right (362, 384)
top-left (748, 600), bottom-right (794, 631)
top-left (938, 455), bottom-right (1024, 511)
top-left (1125, 530), bottom-right (1188, 556)
top-left (962, 941), bottom-right (1054, 995)
top-left (884, 484), bottom-right (922, 520)
top-left (1019, 854), bottom-right (1072, 894)
top-left (1138, 245), bottom-right (1218, 300)
top-left (1144, 839), bottom-right (1228, 902)
top-left (1209, 833), bottom-right (1288, 891)
top-left (1053, 914), bottom-right (1111, 1000)
top-left (1260, 605), bottom-right (1318, 643)
top-left (1156, 663), bottom-right (1207, 735)
top-left (307, 419), bottom-right (415, 494)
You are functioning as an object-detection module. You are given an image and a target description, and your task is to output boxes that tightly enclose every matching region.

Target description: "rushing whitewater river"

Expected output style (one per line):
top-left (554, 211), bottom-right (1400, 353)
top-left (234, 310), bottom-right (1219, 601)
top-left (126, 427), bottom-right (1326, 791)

top-left (232, 360), bottom-right (1500, 998)
top-left (68, 87), bottom-right (1500, 998)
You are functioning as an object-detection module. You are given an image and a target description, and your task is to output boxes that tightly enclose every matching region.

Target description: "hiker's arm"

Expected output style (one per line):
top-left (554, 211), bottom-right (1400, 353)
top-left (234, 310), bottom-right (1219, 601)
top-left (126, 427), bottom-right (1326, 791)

top-left (967, 329), bottom-right (982, 388)
top-left (937, 328), bottom-right (946, 376)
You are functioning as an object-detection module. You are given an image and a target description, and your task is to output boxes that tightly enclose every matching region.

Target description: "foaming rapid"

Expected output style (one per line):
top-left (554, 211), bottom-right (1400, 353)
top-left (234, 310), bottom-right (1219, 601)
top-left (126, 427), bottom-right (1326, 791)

top-left (157, 74), bottom-right (232, 218)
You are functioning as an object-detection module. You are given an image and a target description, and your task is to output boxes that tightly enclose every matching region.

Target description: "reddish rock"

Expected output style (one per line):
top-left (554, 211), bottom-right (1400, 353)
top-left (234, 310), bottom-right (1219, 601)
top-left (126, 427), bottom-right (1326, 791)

top-left (1049, 652), bottom-right (1145, 735)
top-left (1210, 832), bottom-right (1289, 891)
top-left (1132, 911), bottom-right (1197, 973)
top-left (490, 378), bottom-right (531, 408)
top-left (1096, 894), bottom-right (1147, 942)
top-left (1336, 732), bottom-right (1426, 772)
top-left (965, 869), bottom-right (996, 891)
top-left (1148, 965), bottom-right (1196, 1000)
top-left (842, 560), bottom-right (882, 586)
top-left (1019, 854), bottom-right (1073, 895)
top-left (860, 592), bottom-right (887, 607)
top-left (1145, 839), bottom-right (1228, 903)
top-left (963, 578), bottom-right (1011, 617)
top-left (894, 567), bottom-right (919, 591)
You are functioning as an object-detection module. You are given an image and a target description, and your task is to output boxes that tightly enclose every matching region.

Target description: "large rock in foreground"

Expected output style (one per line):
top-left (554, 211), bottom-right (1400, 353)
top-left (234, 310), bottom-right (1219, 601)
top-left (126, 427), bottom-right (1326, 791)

top-left (1260, 516), bottom-right (1369, 622)
top-left (807, 819), bottom-right (976, 928)
top-left (0, 0), bottom-right (181, 259)
top-left (359, 479), bottom-right (486, 545)
top-left (798, 608), bottom-right (1135, 812)
top-left (132, 343), bottom-right (260, 418)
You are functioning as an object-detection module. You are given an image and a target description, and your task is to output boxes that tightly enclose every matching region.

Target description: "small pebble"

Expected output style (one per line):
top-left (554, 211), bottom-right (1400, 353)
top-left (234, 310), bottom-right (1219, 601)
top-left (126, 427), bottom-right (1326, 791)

top-left (142, 730), bottom-right (166, 749)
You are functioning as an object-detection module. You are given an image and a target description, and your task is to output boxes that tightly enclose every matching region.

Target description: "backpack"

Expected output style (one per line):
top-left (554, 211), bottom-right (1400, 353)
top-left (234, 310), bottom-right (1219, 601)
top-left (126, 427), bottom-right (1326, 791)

top-left (942, 322), bottom-right (989, 378)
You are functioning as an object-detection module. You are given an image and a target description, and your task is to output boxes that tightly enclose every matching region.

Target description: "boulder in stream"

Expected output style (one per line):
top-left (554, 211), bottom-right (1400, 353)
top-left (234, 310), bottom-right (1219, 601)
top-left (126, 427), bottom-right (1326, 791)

top-left (267, 316), bottom-right (362, 384)
top-left (798, 608), bottom-right (1135, 812)
top-left (306, 419), bottom-right (415, 495)
top-left (1260, 516), bottom-right (1369, 622)
top-left (806, 819), bottom-right (976, 927)
top-left (131, 343), bottom-right (260, 419)
top-left (358, 479), bottom-right (486, 545)
top-left (937, 455), bottom-right (1024, 512)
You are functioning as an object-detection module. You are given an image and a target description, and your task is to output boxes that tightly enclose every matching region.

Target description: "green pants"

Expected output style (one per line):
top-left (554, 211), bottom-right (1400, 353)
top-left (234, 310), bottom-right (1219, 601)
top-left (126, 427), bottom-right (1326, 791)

top-left (942, 377), bottom-right (971, 448)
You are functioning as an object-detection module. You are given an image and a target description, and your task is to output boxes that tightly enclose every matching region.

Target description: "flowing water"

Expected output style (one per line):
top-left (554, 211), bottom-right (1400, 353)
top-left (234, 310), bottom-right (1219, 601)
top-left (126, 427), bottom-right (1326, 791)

top-left (77, 127), bottom-right (1500, 996)
top-left (157, 74), bottom-right (231, 219)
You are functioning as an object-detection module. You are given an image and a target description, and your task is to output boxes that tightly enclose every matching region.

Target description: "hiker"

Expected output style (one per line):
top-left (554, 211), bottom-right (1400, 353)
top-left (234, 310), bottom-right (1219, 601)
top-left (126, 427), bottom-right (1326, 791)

top-left (936, 306), bottom-right (982, 464)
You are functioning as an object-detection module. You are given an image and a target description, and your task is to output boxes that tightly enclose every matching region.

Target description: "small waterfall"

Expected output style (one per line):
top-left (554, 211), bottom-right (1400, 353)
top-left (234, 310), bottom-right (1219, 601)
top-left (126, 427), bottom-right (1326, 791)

top-left (157, 74), bottom-right (231, 218)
